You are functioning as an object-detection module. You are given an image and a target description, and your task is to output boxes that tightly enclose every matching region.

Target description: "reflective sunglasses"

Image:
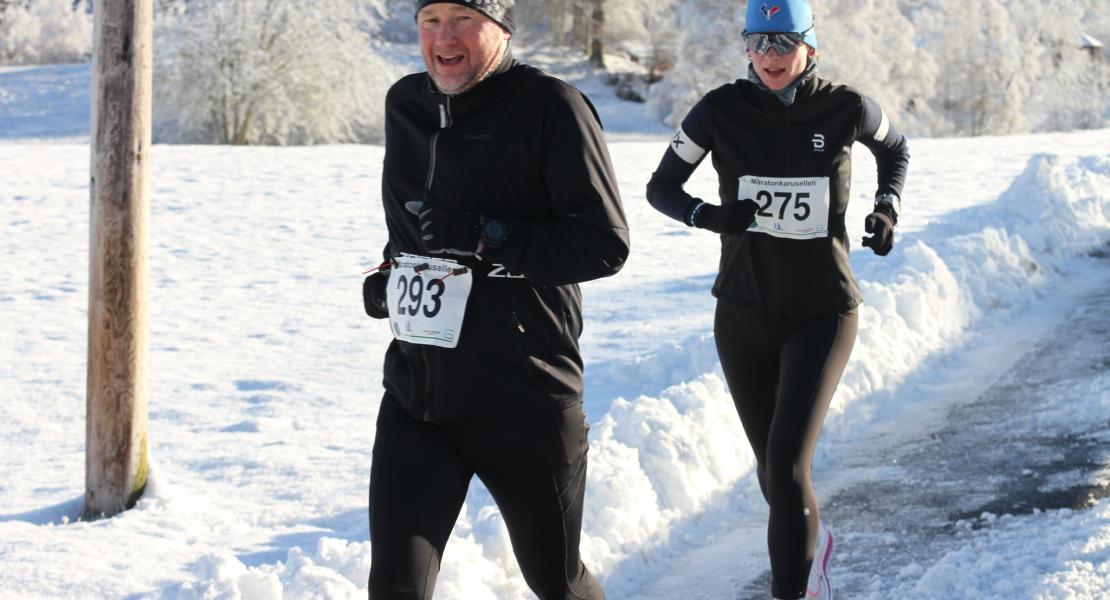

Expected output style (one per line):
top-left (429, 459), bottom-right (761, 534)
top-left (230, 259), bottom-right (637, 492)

top-left (743, 30), bottom-right (809, 55)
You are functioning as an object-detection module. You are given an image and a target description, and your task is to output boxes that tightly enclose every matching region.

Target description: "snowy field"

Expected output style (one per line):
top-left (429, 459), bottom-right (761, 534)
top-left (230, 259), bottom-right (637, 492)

top-left (1, 62), bottom-right (1109, 599)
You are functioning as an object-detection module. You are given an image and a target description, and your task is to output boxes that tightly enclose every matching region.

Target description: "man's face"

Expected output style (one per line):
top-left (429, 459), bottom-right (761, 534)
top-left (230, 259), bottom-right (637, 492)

top-left (418, 3), bottom-right (510, 95)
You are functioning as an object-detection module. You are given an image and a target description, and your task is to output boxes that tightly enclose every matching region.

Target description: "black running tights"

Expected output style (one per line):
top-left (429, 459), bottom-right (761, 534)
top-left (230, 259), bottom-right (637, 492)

top-left (714, 299), bottom-right (858, 599)
top-left (367, 395), bottom-right (605, 600)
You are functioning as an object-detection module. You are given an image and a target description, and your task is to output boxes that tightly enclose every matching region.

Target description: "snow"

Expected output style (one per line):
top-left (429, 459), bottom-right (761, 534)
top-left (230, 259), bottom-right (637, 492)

top-left (1, 61), bottom-right (1109, 600)
top-left (890, 505), bottom-right (1110, 599)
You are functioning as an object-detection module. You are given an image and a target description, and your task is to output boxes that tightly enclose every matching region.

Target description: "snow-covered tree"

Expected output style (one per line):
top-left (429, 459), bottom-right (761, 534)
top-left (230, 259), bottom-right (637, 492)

top-left (814, 0), bottom-right (939, 137)
top-left (0, 0), bottom-right (91, 65)
top-left (153, 0), bottom-right (400, 145)
top-left (646, 1), bottom-right (744, 127)
top-left (926, 0), bottom-right (1027, 135)
top-left (602, 0), bottom-right (679, 80)
top-left (1009, 0), bottom-right (1108, 132)
top-left (647, 0), bottom-right (1109, 136)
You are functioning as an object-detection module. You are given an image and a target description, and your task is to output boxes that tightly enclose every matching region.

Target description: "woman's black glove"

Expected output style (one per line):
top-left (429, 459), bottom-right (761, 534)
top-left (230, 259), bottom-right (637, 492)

top-left (693, 199), bottom-right (758, 235)
top-left (862, 207), bottom-right (895, 256)
top-left (363, 270), bottom-right (390, 319)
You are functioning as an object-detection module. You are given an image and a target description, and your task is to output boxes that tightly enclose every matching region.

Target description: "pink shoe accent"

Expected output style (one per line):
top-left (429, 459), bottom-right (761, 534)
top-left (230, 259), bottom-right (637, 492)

top-left (805, 525), bottom-right (834, 599)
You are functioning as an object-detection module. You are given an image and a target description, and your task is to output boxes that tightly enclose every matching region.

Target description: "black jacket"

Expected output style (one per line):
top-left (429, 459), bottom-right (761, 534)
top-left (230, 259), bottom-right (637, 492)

top-left (379, 60), bottom-right (629, 421)
top-left (646, 75), bottom-right (909, 314)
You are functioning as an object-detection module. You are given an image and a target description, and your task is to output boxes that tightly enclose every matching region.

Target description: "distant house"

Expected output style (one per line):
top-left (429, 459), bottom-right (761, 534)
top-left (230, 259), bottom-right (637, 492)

top-left (1079, 32), bottom-right (1104, 61)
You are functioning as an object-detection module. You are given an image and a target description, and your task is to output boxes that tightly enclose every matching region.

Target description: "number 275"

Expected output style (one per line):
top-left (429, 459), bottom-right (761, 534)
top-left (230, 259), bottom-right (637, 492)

top-left (751, 190), bottom-right (811, 221)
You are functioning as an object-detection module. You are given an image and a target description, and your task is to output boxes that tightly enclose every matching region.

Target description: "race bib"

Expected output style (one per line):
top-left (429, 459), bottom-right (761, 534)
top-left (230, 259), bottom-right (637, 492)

top-left (740, 175), bottom-right (831, 240)
top-left (387, 254), bottom-right (472, 349)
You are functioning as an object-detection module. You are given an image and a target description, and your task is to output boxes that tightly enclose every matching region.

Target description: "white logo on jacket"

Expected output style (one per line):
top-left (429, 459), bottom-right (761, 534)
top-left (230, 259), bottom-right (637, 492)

top-left (812, 133), bottom-right (825, 152)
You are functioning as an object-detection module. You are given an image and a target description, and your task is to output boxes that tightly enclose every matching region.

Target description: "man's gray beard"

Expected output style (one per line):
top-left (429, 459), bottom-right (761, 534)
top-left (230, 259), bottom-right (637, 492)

top-left (432, 40), bottom-right (508, 96)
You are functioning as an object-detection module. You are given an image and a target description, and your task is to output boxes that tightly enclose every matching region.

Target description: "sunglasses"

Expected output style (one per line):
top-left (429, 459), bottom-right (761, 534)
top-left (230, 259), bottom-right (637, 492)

top-left (743, 30), bottom-right (809, 55)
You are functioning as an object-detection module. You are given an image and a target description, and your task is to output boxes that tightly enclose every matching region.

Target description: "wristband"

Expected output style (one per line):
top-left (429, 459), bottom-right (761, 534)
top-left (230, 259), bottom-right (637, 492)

top-left (687, 201), bottom-right (708, 227)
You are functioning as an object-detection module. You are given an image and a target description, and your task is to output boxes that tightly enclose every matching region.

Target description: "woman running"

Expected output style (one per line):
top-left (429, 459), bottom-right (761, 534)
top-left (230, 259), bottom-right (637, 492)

top-left (645, 1), bottom-right (909, 598)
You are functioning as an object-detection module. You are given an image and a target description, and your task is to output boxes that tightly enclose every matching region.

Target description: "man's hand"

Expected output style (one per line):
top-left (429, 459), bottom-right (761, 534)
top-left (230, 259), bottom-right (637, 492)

top-left (405, 199), bottom-right (481, 256)
top-left (694, 199), bottom-right (758, 235)
top-left (862, 209), bottom-right (895, 256)
top-left (363, 270), bottom-right (390, 319)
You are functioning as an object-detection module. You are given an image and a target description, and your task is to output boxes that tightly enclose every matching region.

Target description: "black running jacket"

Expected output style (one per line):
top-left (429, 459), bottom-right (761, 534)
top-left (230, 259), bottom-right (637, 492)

top-left (647, 75), bottom-right (909, 314)
top-left (378, 61), bottom-right (629, 421)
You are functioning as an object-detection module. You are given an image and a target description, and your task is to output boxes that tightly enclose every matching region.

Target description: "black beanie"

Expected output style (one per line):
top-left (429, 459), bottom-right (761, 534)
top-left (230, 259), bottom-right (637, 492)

top-left (413, 0), bottom-right (516, 34)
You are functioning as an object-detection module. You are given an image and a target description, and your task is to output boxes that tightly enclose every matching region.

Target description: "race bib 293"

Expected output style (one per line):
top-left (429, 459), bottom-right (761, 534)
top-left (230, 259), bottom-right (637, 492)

top-left (386, 254), bottom-right (472, 349)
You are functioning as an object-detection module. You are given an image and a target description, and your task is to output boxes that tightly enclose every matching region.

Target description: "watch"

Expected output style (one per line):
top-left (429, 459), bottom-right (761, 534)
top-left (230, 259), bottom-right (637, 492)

top-left (481, 218), bottom-right (508, 249)
top-left (875, 192), bottom-right (901, 223)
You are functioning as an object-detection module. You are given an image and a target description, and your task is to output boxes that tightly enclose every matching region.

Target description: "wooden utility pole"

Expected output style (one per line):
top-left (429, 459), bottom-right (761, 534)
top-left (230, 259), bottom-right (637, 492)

top-left (86, 0), bottom-right (153, 519)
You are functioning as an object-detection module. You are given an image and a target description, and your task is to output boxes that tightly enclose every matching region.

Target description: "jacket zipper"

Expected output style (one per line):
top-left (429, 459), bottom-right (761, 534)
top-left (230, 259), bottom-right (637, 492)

top-left (780, 104), bottom-right (790, 313)
top-left (424, 95), bottom-right (452, 192)
top-left (510, 311), bottom-right (528, 360)
top-left (421, 94), bottom-right (452, 422)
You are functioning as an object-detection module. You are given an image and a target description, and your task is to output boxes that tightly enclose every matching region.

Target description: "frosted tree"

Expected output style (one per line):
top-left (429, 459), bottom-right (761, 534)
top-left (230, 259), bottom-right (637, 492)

top-left (602, 0), bottom-right (679, 80)
top-left (374, 0), bottom-right (418, 43)
top-left (646, 0), bottom-right (744, 127)
top-left (153, 0), bottom-right (400, 145)
top-left (517, 0), bottom-right (667, 67)
top-left (1006, 0), bottom-right (1108, 131)
top-left (0, 0), bottom-right (91, 65)
top-left (917, 0), bottom-right (1026, 136)
top-left (815, 0), bottom-right (939, 136)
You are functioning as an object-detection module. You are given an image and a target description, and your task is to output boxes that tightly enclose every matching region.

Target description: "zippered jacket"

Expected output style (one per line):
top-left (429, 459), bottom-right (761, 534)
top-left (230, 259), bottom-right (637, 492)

top-left (646, 75), bottom-right (909, 314)
top-left (379, 60), bottom-right (629, 421)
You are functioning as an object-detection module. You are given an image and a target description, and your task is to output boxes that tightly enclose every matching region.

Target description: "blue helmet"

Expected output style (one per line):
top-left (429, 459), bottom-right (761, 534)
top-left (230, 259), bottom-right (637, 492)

top-left (744, 1), bottom-right (818, 49)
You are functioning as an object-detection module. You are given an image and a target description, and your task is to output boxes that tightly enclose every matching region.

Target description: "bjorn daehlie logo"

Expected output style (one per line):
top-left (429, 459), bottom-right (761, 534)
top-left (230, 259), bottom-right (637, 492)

top-left (671, 131), bottom-right (684, 151)
top-left (812, 133), bottom-right (825, 152)
top-left (761, 4), bottom-right (781, 20)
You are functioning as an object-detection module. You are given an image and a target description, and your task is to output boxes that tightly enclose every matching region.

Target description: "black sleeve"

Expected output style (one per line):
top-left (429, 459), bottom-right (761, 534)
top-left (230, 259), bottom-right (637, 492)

top-left (646, 97), bottom-right (713, 225)
top-left (857, 95), bottom-right (910, 199)
top-left (490, 87), bottom-right (630, 287)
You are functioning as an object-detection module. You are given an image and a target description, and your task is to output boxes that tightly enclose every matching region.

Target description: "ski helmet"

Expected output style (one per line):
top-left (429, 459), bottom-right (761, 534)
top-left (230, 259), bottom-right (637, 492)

top-left (744, 1), bottom-right (818, 49)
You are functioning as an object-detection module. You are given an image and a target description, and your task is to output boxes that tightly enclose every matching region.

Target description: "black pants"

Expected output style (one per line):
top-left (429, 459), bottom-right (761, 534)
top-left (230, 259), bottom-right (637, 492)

top-left (714, 299), bottom-right (857, 600)
top-left (367, 395), bottom-right (605, 600)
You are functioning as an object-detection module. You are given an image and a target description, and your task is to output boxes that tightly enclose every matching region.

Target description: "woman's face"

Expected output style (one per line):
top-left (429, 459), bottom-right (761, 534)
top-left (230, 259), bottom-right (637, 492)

top-left (748, 42), bottom-right (815, 91)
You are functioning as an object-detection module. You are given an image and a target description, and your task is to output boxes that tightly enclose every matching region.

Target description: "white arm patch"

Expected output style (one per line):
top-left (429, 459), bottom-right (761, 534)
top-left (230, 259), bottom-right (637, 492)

top-left (670, 127), bottom-right (707, 165)
top-left (873, 107), bottom-right (890, 143)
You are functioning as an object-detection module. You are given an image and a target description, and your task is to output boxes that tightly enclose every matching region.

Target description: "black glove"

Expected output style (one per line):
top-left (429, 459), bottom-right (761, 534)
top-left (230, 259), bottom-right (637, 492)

top-left (862, 208), bottom-right (895, 256)
top-left (362, 270), bottom-right (390, 319)
top-left (693, 199), bottom-right (758, 235)
top-left (405, 199), bottom-right (480, 256)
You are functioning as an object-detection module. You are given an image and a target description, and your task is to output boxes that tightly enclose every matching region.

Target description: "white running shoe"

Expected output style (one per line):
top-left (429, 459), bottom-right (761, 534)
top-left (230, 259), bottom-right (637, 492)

top-left (805, 522), bottom-right (834, 600)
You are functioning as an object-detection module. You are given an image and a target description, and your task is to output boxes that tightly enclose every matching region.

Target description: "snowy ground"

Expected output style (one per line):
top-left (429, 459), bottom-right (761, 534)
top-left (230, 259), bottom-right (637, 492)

top-left (1, 59), bottom-right (1109, 600)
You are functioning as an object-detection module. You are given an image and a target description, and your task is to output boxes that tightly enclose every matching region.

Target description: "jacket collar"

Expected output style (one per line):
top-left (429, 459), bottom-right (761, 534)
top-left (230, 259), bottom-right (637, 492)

top-left (745, 57), bottom-right (818, 107)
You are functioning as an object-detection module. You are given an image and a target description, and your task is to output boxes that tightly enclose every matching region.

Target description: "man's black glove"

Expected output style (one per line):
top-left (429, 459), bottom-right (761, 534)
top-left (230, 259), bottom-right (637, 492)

top-left (405, 199), bottom-right (480, 256)
top-left (693, 199), bottom-right (758, 235)
top-left (363, 270), bottom-right (390, 319)
top-left (862, 207), bottom-right (895, 256)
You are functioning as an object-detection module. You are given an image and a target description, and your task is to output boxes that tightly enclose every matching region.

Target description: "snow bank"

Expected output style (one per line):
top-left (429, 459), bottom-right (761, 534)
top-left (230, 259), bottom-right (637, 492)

top-left (875, 501), bottom-right (1110, 600)
top-left (839, 153), bottom-right (1110, 432)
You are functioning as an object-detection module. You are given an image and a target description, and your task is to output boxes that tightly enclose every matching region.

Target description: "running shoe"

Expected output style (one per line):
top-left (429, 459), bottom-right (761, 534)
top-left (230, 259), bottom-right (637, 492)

top-left (805, 521), bottom-right (834, 600)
